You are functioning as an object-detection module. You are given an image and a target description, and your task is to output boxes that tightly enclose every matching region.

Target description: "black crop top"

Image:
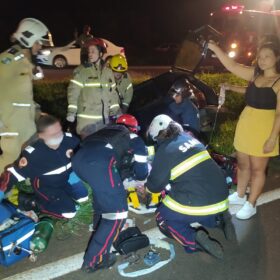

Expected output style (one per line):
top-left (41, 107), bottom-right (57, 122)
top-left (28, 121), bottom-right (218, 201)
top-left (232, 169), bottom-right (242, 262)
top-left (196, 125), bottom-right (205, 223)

top-left (245, 80), bottom-right (278, 110)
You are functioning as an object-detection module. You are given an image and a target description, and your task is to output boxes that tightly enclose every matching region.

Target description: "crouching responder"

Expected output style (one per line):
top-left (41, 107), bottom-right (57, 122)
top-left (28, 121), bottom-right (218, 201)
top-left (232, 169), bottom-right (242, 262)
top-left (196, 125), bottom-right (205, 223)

top-left (72, 114), bottom-right (148, 273)
top-left (109, 54), bottom-right (133, 113)
top-left (0, 114), bottom-right (88, 219)
top-left (67, 38), bottom-right (121, 139)
top-left (0, 18), bottom-right (53, 173)
top-left (146, 115), bottom-right (235, 259)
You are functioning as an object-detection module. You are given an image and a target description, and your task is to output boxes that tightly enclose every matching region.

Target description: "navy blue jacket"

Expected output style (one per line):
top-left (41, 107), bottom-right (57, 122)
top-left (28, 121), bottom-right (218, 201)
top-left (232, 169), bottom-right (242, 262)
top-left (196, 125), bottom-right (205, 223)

top-left (146, 132), bottom-right (228, 207)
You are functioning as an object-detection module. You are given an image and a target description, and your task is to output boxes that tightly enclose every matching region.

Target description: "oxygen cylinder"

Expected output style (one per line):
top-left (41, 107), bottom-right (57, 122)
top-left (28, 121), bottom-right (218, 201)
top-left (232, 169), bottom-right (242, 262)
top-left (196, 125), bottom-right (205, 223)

top-left (30, 217), bottom-right (54, 253)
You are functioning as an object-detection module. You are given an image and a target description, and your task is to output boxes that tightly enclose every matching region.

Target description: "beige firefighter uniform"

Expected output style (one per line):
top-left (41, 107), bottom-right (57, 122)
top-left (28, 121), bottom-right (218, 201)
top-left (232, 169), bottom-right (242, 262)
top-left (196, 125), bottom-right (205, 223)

top-left (0, 44), bottom-right (36, 173)
top-left (116, 73), bottom-right (133, 113)
top-left (67, 62), bottom-right (121, 135)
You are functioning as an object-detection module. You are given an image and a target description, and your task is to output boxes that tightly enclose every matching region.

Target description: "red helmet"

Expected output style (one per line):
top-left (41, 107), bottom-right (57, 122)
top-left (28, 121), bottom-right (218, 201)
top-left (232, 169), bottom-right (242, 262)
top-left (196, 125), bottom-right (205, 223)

top-left (84, 38), bottom-right (107, 53)
top-left (116, 114), bottom-right (139, 133)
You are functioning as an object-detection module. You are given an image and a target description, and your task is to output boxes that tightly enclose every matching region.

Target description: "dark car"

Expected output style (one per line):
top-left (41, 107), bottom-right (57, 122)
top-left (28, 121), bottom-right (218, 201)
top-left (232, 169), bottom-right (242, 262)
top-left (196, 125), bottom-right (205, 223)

top-left (128, 26), bottom-right (221, 139)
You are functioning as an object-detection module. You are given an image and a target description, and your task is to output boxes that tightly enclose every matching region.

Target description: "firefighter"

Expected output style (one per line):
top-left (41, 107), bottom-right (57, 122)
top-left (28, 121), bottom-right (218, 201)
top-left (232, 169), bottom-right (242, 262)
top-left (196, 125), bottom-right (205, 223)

top-left (67, 38), bottom-right (121, 139)
top-left (0, 18), bottom-right (53, 173)
top-left (146, 114), bottom-right (235, 259)
top-left (109, 54), bottom-right (133, 113)
top-left (168, 78), bottom-right (200, 135)
top-left (0, 114), bottom-right (88, 219)
top-left (72, 114), bottom-right (148, 273)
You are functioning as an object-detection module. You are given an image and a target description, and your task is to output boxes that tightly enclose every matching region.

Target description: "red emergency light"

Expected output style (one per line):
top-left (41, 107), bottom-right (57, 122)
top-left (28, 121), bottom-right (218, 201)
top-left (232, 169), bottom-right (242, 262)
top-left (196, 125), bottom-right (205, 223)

top-left (221, 4), bottom-right (244, 13)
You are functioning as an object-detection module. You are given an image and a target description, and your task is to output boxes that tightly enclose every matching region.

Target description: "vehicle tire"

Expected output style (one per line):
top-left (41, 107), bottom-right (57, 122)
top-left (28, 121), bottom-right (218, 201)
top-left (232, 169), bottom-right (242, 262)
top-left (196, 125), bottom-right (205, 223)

top-left (53, 55), bottom-right (67, 69)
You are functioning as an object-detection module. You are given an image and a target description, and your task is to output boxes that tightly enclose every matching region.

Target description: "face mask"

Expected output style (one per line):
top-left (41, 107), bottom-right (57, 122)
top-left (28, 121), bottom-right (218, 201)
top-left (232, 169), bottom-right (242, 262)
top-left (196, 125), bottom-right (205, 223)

top-left (45, 134), bottom-right (64, 146)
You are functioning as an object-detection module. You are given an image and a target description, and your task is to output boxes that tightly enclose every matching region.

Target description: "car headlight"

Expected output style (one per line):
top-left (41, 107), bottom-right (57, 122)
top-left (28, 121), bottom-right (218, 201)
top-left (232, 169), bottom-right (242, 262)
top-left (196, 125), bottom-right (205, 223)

top-left (41, 49), bottom-right (51, 56)
top-left (228, 51), bottom-right (236, 58)
top-left (230, 43), bottom-right (237, 49)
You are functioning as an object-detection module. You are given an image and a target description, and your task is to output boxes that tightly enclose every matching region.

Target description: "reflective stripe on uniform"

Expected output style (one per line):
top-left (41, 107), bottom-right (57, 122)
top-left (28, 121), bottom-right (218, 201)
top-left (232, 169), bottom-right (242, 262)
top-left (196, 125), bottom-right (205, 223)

top-left (134, 154), bottom-right (148, 163)
top-left (7, 167), bottom-right (26, 182)
top-left (126, 83), bottom-right (132, 90)
top-left (110, 104), bottom-right (120, 109)
top-left (43, 163), bottom-right (71, 175)
top-left (147, 146), bottom-right (155, 156)
top-left (0, 132), bottom-right (19, 136)
top-left (122, 102), bottom-right (129, 107)
top-left (102, 211), bottom-right (128, 220)
top-left (12, 103), bottom-right (31, 107)
top-left (77, 114), bottom-right (103, 120)
top-left (70, 79), bottom-right (84, 87)
top-left (68, 104), bottom-right (78, 109)
top-left (84, 83), bottom-right (101, 87)
top-left (163, 195), bottom-right (229, 216)
top-left (111, 83), bottom-right (116, 88)
top-left (170, 150), bottom-right (211, 180)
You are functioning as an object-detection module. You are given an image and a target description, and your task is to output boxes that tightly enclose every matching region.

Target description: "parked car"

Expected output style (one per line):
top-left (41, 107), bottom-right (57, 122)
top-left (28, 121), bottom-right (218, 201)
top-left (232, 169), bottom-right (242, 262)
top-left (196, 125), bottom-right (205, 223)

top-left (37, 39), bottom-right (125, 68)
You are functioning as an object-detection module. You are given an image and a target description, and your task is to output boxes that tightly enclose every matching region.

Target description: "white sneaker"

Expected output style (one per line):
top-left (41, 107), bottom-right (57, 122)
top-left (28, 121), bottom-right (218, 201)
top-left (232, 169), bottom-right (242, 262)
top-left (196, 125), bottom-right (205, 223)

top-left (236, 201), bottom-right (256, 220)
top-left (228, 192), bottom-right (246, 205)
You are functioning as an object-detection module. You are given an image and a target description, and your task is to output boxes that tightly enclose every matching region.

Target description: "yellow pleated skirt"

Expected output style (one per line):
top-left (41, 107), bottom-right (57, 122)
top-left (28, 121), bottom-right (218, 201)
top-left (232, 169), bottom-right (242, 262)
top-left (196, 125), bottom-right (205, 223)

top-left (234, 106), bottom-right (279, 157)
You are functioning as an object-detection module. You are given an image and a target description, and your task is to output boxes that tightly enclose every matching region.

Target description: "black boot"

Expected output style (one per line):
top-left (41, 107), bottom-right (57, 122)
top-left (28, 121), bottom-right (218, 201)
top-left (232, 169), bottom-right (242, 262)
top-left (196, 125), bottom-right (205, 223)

top-left (195, 229), bottom-right (224, 259)
top-left (216, 211), bottom-right (237, 242)
top-left (81, 253), bottom-right (117, 273)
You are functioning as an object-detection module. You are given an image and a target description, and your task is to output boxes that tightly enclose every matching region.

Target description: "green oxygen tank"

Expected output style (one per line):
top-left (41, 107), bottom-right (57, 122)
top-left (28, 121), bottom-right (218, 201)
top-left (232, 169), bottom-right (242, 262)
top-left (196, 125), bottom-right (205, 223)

top-left (30, 217), bottom-right (54, 253)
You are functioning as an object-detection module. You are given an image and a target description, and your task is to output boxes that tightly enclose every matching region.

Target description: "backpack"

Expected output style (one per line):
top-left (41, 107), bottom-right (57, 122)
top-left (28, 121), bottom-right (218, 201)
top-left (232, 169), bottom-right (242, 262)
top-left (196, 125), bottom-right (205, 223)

top-left (84, 125), bottom-right (133, 179)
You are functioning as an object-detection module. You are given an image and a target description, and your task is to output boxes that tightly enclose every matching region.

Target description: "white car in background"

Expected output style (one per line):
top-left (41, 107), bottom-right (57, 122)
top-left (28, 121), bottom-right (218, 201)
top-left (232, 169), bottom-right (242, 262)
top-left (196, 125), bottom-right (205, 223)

top-left (37, 39), bottom-right (125, 68)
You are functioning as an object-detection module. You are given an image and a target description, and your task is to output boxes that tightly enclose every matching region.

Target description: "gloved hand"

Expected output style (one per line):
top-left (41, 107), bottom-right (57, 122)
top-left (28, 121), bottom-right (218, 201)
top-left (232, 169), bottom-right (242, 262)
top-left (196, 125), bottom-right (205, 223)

top-left (32, 66), bottom-right (44, 80)
top-left (66, 112), bottom-right (76, 123)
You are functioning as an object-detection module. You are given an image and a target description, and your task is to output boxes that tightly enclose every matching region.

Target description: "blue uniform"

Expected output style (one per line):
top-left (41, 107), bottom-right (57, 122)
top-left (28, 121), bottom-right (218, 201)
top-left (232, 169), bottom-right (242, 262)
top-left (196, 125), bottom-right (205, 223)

top-left (72, 126), bottom-right (148, 268)
top-left (168, 99), bottom-right (200, 133)
top-left (146, 132), bottom-right (228, 253)
top-left (0, 132), bottom-right (88, 219)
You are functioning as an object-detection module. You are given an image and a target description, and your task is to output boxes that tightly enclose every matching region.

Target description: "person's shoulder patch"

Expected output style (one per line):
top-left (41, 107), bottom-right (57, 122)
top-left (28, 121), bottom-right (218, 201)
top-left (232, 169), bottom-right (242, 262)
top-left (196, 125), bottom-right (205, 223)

top-left (24, 146), bottom-right (35, 154)
top-left (19, 157), bottom-right (28, 167)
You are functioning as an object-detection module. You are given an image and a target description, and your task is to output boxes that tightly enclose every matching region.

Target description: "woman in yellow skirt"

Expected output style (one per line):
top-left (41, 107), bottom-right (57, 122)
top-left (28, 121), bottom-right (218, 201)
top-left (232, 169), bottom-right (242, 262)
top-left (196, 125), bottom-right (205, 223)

top-left (208, 39), bottom-right (280, 219)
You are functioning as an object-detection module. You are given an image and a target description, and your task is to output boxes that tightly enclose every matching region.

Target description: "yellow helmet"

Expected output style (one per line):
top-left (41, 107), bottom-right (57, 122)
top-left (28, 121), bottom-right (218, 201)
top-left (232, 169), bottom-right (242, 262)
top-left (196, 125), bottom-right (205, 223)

top-left (110, 54), bottom-right (128, 72)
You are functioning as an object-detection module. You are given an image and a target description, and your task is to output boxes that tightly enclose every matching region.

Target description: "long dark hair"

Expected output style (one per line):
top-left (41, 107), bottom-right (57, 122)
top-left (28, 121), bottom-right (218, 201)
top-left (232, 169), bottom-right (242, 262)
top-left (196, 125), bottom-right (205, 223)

top-left (255, 37), bottom-right (280, 76)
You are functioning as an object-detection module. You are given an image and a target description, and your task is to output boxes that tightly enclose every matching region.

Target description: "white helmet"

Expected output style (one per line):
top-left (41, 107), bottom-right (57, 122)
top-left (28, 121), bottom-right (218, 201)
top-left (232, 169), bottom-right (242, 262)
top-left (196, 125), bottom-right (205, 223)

top-left (13, 18), bottom-right (53, 48)
top-left (147, 114), bottom-right (173, 141)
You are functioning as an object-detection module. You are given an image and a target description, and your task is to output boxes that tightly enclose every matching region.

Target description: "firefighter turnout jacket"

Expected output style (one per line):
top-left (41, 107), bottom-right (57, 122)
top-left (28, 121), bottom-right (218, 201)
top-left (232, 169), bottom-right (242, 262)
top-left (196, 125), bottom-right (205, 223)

top-left (0, 44), bottom-right (36, 172)
top-left (116, 73), bottom-right (133, 113)
top-left (146, 132), bottom-right (229, 216)
top-left (67, 62), bottom-right (121, 134)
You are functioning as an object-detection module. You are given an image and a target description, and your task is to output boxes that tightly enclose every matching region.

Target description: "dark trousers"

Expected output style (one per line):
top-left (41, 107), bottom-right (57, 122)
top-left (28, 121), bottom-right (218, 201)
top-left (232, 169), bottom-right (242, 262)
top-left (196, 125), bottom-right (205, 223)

top-left (156, 203), bottom-right (218, 253)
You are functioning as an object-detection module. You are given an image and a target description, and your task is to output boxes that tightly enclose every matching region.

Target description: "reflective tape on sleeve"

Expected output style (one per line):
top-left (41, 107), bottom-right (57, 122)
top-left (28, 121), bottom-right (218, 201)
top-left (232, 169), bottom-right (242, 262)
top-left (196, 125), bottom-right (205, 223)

top-left (170, 150), bottom-right (211, 180)
top-left (102, 211), bottom-right (128, 220)
top-left (77, 114), bottom-right (103, 120)
top-left (43, 163), bottom-right (71, 175)
top-left (70, 79), bottom-right (84, 87)
top-left (68, 104), bottom-right (78, 109)
top-left (12, 103), bottom-right (31, 107)
top-left (7, 167), bottom-right (26, 182)
top-left (126, 83), bottom-right (133, 90)
top-left (84, 82), bottom-right (101, 87)
top-left (163, 195), bottom-right (229, 216)
top-left (134, 154), bottom-right (148, 163)
top-left (0, 132), bottom-right (19, 136)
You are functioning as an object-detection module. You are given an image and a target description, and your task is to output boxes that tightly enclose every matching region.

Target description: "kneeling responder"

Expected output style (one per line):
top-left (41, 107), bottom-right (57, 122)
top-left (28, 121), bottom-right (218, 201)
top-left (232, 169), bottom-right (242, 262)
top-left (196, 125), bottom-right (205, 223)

top-left (67, 38), bottom-right (120, 138)
top-left (0, 114), bottom-right (88, 218)
top-left (0, 18), bottom-right (53, 173)
top-left (146, 114), bottom-right (235, 259)
top-left (109, 54), bottom-right (133, 113)
top-left (72, 114), bottom-right (148, 273)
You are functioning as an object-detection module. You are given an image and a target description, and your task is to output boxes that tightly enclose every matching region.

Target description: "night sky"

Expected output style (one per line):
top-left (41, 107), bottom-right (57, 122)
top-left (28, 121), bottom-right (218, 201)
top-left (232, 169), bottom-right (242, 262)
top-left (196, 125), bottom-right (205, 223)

top-left (0, 0), bottom-right (279, 51)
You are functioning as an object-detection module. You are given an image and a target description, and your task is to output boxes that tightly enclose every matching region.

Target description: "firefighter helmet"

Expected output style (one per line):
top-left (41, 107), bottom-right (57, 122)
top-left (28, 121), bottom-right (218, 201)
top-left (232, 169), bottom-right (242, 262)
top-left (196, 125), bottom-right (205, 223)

top-left (84, 38), bottom-right (107, 53)
top-left (109, 54), bottom-right (128, 72)
top-left (168, 78), bottom-right (192, 98)
top-left (13, 18), bottom-right (53, 48)
top-left (116, 114), bottom-right (139, 133)
top-left (147, 114), bottom-right (173, 140)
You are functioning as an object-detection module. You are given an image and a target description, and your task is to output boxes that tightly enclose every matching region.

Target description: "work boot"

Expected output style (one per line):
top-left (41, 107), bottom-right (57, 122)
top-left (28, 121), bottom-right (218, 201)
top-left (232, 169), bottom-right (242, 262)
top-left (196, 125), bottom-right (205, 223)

top-left (81, 253), bottom-right (117, 273)
top-left (195, 229), bottom-right (224, 259)
top-left (216, 211), bottom-right (237, 242)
